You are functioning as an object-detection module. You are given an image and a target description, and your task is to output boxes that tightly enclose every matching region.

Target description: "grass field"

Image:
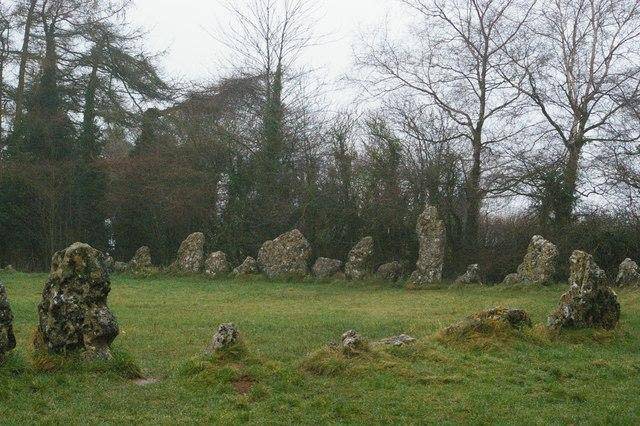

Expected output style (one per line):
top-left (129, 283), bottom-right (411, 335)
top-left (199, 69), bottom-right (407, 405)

top-left (1, 272), bottom-right (639, 425)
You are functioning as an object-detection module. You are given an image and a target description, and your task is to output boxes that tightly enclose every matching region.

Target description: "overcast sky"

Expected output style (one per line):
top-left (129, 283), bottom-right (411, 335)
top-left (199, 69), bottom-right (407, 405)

top-left (129, 0), bottom-right (394, 87)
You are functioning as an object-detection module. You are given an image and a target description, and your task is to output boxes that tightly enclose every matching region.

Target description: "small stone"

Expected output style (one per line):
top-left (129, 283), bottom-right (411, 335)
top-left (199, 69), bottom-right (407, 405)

top-left (233, 257), bottom-right (259, 277)
top-left (376, 261), bottom-right (403, 282)
top-left (172, 232), bottom-right (205, 273)
top-left (312, 257), bottom-right (343, 279)
top-left (204, 251), bottom-right (230, 278)
top-left (345, 237), bottom-right (374, 280)
top-left (0, 283), bottom-right (16, 362)
top-left (103, 254), bottom-right (115, 273)
top-left (340, 330), bottom-right (367, 353)
top-left (502, 273), bottom-right (520, 286)
top-left (204, 323), bottom-right (239, 355)
top-left (113, 261), bottom-right (128, 273)
top-left (548, 250), bottom-right (620, 330)
top-left (129, 246), bottom-right (152, 272)
top-left (615, 258), bottom-right (640, 287)
top-left (377, 334), bottom-right (416, 347)
top-left (455, 264), bottom-right (482, 285)
top-left (257, 229), bottom-right (312, 279)
top-left (37, 242), bottom-right (119, 359)
top-left (408, 205), bottom-right (445, 286)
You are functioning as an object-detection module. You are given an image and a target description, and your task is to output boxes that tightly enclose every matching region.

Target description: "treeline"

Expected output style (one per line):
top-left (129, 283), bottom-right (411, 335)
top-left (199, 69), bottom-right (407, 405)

top-left (1, 0), bottom-right (639, 281)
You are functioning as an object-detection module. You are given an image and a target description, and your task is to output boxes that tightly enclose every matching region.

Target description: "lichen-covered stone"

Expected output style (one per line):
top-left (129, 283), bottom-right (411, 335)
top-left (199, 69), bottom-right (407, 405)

top-left (440, 307), bottom-right (532, 339)
top-left (502, 235), bottom-right (558, 285)
top-left (257, 229), bottom-right (312, 279)
top-left (341, 330), bottom-right (367, 354)
top-left (204, 323), bottom-right (239, 355)
top-left (103, 254), bottom-right (115, 273)
top-left (233, 257), bottom-right (259, 276)
top-left (37, 243), bottom-right (119, 359)
top-left (204, 251), bottom-right (230, 278)
top-left (113, 261), bottom-right (128, 273)
top-left (376, 334), bottom-right (416, 347)
top-left (547, 250), bottom-right (620, 331)
top-left (502, 273), bottom-right (520, 286)
top-left (345, 237), bottom-right (374, 280)
top-left (312, 257), bottom-right (343, 279)
top-left (129, 246), bottom-right (152, 272)
top-left (408, 205), bottom-right (445, 286)
top-left (455, 264), bottom-right (482, 285)
top-left (376, 261), bottom-right (402, 282)
top-left (615, 258), bottom-right (640, 287)
top-left (172, 232), bottom-right (205, 273)
top-left (0, 283), bottom-right (16, 362)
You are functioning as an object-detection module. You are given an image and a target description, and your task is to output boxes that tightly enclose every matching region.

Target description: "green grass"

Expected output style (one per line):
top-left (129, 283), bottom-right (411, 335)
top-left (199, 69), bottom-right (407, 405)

top-left (1, 272), bottom-right (639, 425)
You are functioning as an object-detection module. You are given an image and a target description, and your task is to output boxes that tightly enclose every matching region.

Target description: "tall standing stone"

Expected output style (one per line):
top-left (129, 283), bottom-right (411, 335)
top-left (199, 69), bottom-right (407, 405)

top-left (615, 258), bottom-right (640, 287)
top-left (345, 237), bottom-right (374, 280)
top-left (0, 283), bottom-right (16, 363)
top-left (37, 243), bottom-right (119, 359)
top-left (547, 250), bottom-right (620, 331)
top-left (172, 232), bottom-right (205, 273)
top-left (257, 229), bottom-right (312, 279)
top-left (408, 205), bottom-right (445, 286)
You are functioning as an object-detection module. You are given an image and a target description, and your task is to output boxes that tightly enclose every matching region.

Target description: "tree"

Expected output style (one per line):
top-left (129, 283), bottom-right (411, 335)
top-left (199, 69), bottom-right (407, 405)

top-left (509, 0), bottom-right (640, 226)
top-left (355, 0), bottom-right (535, 258)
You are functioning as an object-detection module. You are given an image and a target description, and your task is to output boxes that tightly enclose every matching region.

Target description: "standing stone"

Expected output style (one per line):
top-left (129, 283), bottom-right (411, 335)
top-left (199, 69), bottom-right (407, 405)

top-left (0, 283), bottom-right (16, 362)
top-left (172, 232), bottom-right (205, 273)
top-left (204, 251), bottom-right (230, 278)
top-left (312, 258), bottom-right (343, 280)
top-left (615, 258), bottom-right (640, 287)
top-left (129, 246), bottom-right (152, 271)
top-left (37, 243), bottom-right (119, 359)
top-left (233, 257), bottom-right (259, 277)
top-left (257, 229), bottom-right (312, 279)
top-left (345, 237), bottom-right (374, 280)
top-left (547, 250), bottom-right (620, 331)
top-left (455, 264), bottom-right (482, 285)
top-left (408, 205), bottom-right (445, 286)
top-left (376, 261), bottom-right (403, 282)
top-left (204, 323), bottom-right (240, 355)
top-left (502, 235), bottom-right (558, 285)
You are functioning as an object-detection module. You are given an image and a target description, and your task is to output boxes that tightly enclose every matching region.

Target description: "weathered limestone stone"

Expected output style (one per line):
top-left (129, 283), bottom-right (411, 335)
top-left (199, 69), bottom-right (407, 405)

top-left (440, 307), bottom-right (532, 339)
top-left (376, 261), bottom-right (402, 282)
top-left (502, 273), bottom-right (520, 286)
top-left (312, 257), bottom-right (343, 279)
top-left (257, 229), bottom-right (312, 279)
top-left (341, 330), bottom-right (367, 354)
top-left (103, 254), bottom-right (115, 273)
top-left (0, 283), bottom-right (16, 362)
top-left (502, 235), bottom-right (558, 285)
top-left (615, 258), bottom-right (640, 287)
top-left (172, 232), bottom-right (205, 273)
top-left (345, 237), bottom-right (374, 280)
top-left (113, 261), bottom-right (128, 273)
top-left (129, 246), bottom-right (152, 271)
top-left (547, 250), bottom-right (620, 331)
top-left (408, 205), bottom-right (445, 286)
top-left (37, 243), bottom-right (119, 359)
top-left (204, 251), bottom-right (230, 278)
top-left (233, 257), bottom-right (259, 277)
top-left (376, 334), bottom-right (416, 347)
top-left (204, 323), bottom-right (239, 355)
top-left (455, 264), bottom-right (482, 285)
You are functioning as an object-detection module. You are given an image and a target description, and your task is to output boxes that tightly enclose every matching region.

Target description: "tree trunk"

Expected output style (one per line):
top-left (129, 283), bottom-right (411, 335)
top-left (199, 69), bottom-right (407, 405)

top-left (13, 0), bottom-right (37, 126)
top-left (555, 144), bottom-right (581, 227)
top-left (465, 136), bottom-right (483, 259)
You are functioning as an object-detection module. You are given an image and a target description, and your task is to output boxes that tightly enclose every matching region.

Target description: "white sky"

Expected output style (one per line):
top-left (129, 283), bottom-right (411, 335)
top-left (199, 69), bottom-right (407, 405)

top-left (129, 0), bottom-right (394, 86)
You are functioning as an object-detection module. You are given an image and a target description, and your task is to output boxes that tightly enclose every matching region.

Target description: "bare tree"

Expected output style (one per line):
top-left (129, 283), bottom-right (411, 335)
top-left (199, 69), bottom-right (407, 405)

top-left (508, 0), bottom-right (640, 225)
top-left (355, 0), bottom-right (535, 255)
